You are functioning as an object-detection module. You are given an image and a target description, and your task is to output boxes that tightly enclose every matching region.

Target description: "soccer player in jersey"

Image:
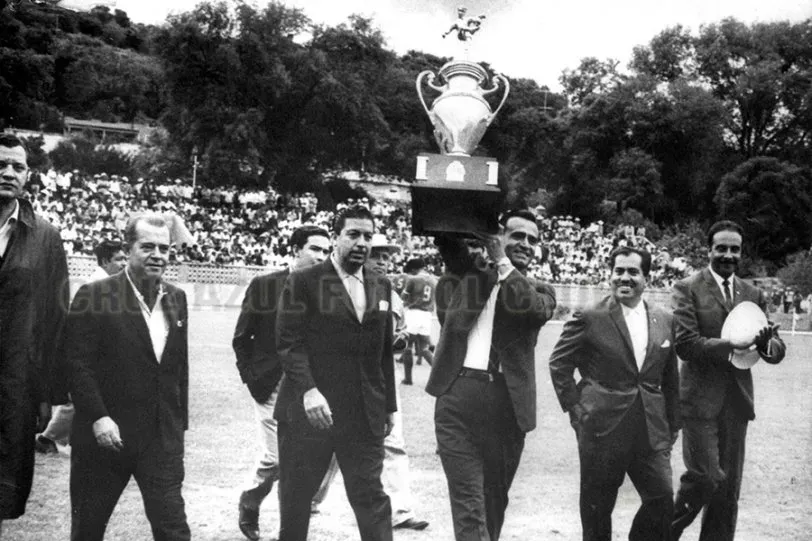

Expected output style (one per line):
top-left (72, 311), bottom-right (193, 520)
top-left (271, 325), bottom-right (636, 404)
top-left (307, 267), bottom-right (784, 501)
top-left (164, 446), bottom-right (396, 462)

top-left (400, 258), bottom-right (437, 384)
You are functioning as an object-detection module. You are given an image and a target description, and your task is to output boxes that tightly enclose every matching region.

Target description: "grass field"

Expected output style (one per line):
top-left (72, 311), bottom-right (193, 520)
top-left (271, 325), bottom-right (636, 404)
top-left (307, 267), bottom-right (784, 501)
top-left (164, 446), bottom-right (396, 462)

top-left (6, 307), bottom-right (812, 540)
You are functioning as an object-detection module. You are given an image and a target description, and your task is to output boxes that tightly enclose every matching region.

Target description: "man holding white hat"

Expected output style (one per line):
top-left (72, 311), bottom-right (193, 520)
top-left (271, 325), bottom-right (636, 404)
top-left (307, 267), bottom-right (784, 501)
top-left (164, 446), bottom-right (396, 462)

top-left (671, 220), bottom-right (785, 541)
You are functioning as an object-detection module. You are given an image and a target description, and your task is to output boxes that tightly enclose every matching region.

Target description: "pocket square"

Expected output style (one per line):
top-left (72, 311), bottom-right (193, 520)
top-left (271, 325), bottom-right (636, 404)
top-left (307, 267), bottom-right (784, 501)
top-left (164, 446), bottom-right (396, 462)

top-left (378, 300), bottom-right (390, 312)
top-left (660, 339), bottom-right (671, 348)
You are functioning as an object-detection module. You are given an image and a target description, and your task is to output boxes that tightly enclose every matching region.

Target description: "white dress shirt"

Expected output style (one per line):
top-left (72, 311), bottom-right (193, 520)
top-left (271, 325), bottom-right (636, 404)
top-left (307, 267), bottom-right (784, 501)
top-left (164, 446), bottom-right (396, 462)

top-left (332, 254), bottom-right (366, 322)
top-left (621, 302), bottom-right (648, 371)
top-left (709, 266), bottom-right (735, 304)
top-left (0, 200), bottom-right (20, 257)
top-left (125, 268), bottom-right (169, 363)
top-left (462, 261), bottom-right (514, 371)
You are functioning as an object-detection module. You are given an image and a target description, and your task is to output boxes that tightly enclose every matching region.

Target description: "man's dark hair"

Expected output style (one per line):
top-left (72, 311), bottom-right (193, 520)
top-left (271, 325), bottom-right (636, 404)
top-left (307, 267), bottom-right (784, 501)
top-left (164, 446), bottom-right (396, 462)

top-left (608, 246), bottom-right (652, 277)
top-left (499, 209), bottom-right (538, 228)
top-left (290, 225), bottom-right (329, 251)
top-left (123, 213), bottom-right (170, 249)
top-left (0, 133), bottom-right (25, 150)
top-left (94, 239), bottom-right (123, 265)
top-left (707, 220), bottom-right (743, 247)
top-left (404, 258), bottom-right (425, 273)
top-left (332, 205), bottom-right (375, 234)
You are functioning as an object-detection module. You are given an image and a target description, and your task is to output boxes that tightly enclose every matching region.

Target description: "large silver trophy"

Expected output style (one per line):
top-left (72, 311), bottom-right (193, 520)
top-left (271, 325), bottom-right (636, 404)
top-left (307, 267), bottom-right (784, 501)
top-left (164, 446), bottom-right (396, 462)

top-left (411, 7), bottom-right (510, 235)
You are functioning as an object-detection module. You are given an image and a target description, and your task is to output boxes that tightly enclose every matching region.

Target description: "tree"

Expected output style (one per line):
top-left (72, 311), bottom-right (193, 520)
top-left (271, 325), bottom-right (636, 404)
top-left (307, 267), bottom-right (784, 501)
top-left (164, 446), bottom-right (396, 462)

top-left (559, 57), bottom-right (624, 106)
top-left (716, 157), bottom-right (812, 262)
top-left (607, 147), bottom-right (663, 215)
top-left (777, 251), bottom-right (812, 296)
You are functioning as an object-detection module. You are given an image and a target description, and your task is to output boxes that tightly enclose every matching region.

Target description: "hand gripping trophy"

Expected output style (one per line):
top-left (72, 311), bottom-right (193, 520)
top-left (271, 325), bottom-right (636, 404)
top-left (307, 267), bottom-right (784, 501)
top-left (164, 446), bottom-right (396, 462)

top-left (412, 6), bottom-right (510, 235)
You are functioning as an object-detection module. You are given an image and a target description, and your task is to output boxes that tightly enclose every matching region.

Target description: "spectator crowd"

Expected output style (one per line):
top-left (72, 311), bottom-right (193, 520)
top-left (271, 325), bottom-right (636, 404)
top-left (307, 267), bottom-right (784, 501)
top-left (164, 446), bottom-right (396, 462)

top-left (26, 168), bottom-right (692, 287)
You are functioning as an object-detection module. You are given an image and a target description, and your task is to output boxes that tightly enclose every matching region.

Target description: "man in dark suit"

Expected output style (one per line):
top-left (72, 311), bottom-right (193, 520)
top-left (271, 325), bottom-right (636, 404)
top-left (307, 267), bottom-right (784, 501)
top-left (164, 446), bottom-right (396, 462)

top-left (68, 213), bottom-right (191, 541)
top-left (0, 134), bottom-right (69, 531)
top-left (671, 220), bottom-right (785, 541)
top-left (549, 246), bottom-right (679, 541)
top-left (427, 209), bottom-right (556, 541)
top-left (233, 225), bottom-right (330, 541)
top-left (275, 205), bottom-right (397, 541)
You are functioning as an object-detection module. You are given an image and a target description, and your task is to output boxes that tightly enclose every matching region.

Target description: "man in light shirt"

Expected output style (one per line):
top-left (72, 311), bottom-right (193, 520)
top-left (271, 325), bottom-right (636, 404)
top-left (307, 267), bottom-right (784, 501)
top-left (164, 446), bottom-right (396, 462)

top-left (67, 213), bottom-right (191, 540)
top-left (550, 246), bottom-right (679, 541)
top-left (428, 209), bottom-right (556, 541)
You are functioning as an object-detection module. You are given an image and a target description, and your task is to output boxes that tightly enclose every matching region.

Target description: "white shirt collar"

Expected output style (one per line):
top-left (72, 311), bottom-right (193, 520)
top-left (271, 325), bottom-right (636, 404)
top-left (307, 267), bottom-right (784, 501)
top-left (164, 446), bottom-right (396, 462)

top-left (621, 301), bottom-right (646, 319)
top-left (1, 199), bottom-right (20, 228)
top-left (124, 267), bottom-right (165, 311)
top-left (331, 253), bottom-right (364, 284)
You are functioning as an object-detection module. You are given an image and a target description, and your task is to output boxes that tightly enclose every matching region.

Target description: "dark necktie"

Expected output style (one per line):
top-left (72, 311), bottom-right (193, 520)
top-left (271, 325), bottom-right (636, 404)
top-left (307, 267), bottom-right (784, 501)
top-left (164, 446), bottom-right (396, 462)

top-left (722, 278), bottom-right (733, 308)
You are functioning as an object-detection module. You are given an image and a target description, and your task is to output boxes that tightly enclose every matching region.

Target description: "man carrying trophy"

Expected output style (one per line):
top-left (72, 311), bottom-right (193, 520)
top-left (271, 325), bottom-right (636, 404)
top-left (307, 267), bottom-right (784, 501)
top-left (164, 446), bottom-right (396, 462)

top-left (427, 210), bottom-right (556, 541)
top-left (671, 220), bottom-right (785, 541)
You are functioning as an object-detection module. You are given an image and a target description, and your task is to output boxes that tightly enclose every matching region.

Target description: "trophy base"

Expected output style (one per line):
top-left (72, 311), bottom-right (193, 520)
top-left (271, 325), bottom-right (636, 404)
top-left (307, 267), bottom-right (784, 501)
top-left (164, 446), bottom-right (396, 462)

top-left (411, 184), bottom-right (502, 236)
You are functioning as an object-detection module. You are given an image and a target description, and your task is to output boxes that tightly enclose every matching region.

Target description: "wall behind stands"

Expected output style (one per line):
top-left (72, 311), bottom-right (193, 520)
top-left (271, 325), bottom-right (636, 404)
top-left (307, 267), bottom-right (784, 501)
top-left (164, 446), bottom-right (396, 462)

top-left (68, 255), bottom-right (673, 313)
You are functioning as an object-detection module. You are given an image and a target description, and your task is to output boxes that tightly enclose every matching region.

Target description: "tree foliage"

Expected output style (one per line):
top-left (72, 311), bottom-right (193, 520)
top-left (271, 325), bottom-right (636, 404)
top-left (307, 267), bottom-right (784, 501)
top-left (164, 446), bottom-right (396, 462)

top-left (716, 157), bottom-right (812, 262)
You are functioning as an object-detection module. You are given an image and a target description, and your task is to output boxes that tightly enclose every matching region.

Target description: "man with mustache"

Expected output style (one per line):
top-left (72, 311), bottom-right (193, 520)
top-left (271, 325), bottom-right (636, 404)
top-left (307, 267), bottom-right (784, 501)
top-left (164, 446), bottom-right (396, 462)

top-left (67, 214), bottom-right (191, 540)
top-left (549, 246), bottom-right (679, 541)
top-left (233, 225), bottom-right (330, 541)
top-left (0, 133), bottom-right (69, 534)
top-left (428, 209), bottom-right (556, 541)
top-left (275, 206), bottom-right (397, 541)
top-left (671, 220), bottom-right (785, 541)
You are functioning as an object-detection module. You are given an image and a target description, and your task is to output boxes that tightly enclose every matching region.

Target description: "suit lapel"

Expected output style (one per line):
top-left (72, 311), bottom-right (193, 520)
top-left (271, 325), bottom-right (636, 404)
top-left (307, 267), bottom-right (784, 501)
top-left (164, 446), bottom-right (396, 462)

top-left (703, 268), bottom-right (731, 314)
top-left (641, 302), bottom-right (659, 373)
top-left (448, 268), bottom-right (497, 333)
top-left (159, 285), bottom-right (179, 363)
top-left (609, 299), bottom-right (637, 370)
top-left (363, 271), bottom-right (380, 323)
top-left (325, 260), bottom-right (360, 323)
top-left (119, 272), bottom-right (157, 363)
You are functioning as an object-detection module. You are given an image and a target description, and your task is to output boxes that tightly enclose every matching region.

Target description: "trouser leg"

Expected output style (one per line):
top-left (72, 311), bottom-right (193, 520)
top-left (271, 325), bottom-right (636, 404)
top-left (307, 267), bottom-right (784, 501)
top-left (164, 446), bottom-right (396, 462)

top-left (672, 417), bottom-right (725, 540)
top-left (697, 404), bottom-right (748, 541)
top-left (277, 420), bottom-right (335, 541)
top-left (435, 378), bottom-right (490, 541)
top-left (70, 445), bottom-right (132, 541)
top-left (627, 448), bottom-right (674, 541)
top-left (42, 402), bottom-right (75, 445)
top-left (134, 440), bottom-right (190, 541)
top-left (482, 380), bottom-right (524, 541)
top-left (382, 407), bottom-right (415, 524)
top-left (243, 389), bottom-right (280, 508)
top-left (335, 433), bottom-right (393, 541)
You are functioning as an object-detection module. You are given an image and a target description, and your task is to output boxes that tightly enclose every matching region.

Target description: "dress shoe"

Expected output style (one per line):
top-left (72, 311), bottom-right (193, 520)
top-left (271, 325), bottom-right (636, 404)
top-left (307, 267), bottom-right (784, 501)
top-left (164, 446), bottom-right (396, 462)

top-left (401, 379), bottom-right (413, 385)
top-left (394, 518), bottom-right (429, 531)
top-left (35, 434), bottom-right (58, 454)
top-left (238, 494), bottom-right (260, 541)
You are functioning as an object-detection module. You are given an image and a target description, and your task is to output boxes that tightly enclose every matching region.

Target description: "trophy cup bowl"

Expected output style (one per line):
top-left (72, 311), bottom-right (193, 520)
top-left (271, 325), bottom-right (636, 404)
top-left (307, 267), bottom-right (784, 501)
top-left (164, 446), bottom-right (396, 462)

top-left (416, 60), bottom-right (509, 157)
top-left (412, 58), bottom-right (510, 236)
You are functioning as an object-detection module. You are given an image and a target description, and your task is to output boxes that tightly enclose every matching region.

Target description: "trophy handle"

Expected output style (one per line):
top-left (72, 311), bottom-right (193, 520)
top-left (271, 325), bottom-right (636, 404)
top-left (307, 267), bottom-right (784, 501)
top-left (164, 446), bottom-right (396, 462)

top-left (416, 70), bottom-right (444, 117)
top-left (482, 73), bottom-right (510, 119)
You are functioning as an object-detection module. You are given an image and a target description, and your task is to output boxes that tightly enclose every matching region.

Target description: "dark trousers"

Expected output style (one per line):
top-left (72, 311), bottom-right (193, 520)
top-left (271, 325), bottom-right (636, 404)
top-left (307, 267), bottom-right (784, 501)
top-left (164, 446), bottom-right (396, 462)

top-left (435, 374), bottom-right (526, 541)
top-left (70, 437), bottom-right (190, 541)
top-left (672, 397), bottom-right (748, 541)
top-left (277, 420), bottom-right (392, 541)
top-left (577, 398), bottom-right (674, 541)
